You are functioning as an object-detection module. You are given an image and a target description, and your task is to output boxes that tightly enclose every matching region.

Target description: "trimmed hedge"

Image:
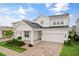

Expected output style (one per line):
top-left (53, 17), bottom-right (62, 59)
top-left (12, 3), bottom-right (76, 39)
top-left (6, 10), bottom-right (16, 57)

top-left (74, 36), bottom-right (79, 41)
top-left (64, 40), bottom-right (73, 46)
top-left (6, 38), bottom-right (25, 47)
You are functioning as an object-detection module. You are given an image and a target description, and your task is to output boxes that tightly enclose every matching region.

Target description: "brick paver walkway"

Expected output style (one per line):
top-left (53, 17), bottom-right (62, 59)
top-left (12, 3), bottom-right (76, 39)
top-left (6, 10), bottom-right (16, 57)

top-left (20, 41), bottom-right (63, 56)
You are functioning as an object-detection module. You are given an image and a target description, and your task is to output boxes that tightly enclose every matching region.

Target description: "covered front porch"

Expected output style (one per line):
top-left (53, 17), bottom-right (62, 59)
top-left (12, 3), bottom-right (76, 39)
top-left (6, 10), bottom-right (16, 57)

top-left (14, 30), bottom-right (42, 46)
top-left (23, 30), bottom-right (42, 45)
top-left (15, 28), bottom-right (42, 46)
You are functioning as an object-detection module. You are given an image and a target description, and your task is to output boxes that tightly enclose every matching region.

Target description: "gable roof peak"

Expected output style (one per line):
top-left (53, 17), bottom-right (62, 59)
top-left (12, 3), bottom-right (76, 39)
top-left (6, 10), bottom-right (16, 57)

top-left (22, 19), bottom-right (42, 28)
top-left (40, 13), bottom-right (45, 17)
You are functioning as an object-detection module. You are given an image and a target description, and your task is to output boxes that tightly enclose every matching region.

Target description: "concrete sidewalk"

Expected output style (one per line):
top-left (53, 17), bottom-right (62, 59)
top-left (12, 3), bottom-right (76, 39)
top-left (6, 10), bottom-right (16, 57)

top-left (0, 38), bottom-right (10, 42)
top-left (0, 46), bottom-right (20, 56)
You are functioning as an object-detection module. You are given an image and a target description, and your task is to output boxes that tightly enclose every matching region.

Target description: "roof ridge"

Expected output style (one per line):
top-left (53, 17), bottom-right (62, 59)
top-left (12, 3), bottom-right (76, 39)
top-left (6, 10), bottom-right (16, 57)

top-left (33, 13), bottom-right (69, 21)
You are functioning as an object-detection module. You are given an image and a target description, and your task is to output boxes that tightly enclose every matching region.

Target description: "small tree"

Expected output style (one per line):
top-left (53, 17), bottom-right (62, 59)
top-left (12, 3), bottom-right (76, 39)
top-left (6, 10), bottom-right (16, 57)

top-left (3, 30), bottom-right (14, 38)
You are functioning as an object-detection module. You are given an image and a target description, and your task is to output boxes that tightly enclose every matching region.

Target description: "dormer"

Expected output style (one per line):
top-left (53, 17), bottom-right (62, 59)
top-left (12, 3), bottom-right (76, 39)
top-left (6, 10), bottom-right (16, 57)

top-left (34, 14), bottom-right (50, 27)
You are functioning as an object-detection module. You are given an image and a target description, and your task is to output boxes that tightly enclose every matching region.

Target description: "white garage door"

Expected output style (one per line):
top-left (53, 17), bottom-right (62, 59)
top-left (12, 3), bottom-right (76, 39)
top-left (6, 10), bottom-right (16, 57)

top-left (42, 33), bottom-right (65, 43)
top-left (53, 33), bottom-right (64, 43)
top-left (42, 33), bottom-right (52, 41)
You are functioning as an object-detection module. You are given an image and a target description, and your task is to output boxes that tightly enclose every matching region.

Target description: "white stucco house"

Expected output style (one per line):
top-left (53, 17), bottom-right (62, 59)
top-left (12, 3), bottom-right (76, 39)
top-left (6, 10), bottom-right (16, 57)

top-left (12, 13), bottom-right (69, 45)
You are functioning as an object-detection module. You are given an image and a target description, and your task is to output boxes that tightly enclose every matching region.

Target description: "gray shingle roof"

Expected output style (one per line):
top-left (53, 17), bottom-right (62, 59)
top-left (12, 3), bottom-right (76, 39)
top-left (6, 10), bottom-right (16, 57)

top-left (0, 26), bottom-right (13, 30)
top-left (43, 25), bottom-right (69, 28)
top-left (48, 13), bottom-right (69, 17)
top-left (22, 20), bottom-right (43, 28)
top-left (34, 13), bottom-right (69, 21)
top-left (22, 20), bottom-right (68, 28)
top-left (76, 18), bottom-right (79, 23)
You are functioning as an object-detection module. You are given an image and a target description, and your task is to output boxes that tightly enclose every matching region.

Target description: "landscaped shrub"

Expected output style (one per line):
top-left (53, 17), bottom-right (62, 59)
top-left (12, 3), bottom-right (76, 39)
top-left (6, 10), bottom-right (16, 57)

top-left (68, 34), bottom-right (74, 41)
top-left (28, 44), bottom-right (33, 47)
top-left (66, 31), bottom-right (77, 46)
top-left (74, 36), bottom-right (79, 41)
top-left (64, 40), bottom-right (67, 45)
top-left (64, 39), bottom-right (73, 46)
top-left (17, 36), bottom-right (22, 40)
top-left (65, 31), bottom-right (79, 46)
top-left (6, 38), bottom-right (25, 47)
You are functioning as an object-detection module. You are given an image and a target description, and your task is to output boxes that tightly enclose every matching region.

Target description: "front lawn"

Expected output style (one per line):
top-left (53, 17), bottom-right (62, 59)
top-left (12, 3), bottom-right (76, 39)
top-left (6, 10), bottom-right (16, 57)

top-left (60, 41), bottom-right (79, 56)
top-left (0, 52), bottom-right (6, 56)
top-left (0, 42), bottom-right (26, 53)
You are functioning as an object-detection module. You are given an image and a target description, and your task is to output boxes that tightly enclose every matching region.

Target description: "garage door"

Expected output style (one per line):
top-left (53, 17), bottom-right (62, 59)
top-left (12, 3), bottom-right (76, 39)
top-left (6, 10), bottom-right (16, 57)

top-left (42, 33), bottom-right (64, 43)
top-left (42, 33), bottom-right (52, 41)
top-left (53, 33), bottom-right (64, 43)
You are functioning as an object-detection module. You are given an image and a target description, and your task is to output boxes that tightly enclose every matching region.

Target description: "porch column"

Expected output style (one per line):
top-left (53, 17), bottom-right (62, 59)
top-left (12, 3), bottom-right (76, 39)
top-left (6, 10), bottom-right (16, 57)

top-left (31, 30), bottom-right (33, 45)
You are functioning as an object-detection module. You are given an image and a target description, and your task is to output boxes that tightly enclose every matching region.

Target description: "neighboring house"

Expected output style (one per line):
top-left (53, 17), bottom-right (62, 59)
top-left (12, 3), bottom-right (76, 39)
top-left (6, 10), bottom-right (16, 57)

top-left (72, 26), bottom-right (76, 32)
top-left (69, 27), bottom-right (72, 31)
top-left (69, 26), bottom-right (76, 32)
top-left (0, 26), bottom-right (13, 38)
top-left (76, 18), bottom-right (79, 36)
top-left (12, 13), bottom-right (69, 45)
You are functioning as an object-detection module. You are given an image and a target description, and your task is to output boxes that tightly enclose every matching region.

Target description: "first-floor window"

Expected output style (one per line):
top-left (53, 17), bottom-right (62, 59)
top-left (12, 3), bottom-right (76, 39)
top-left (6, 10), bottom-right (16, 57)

top-left (2, 30), bottom-right (4, 35)
top-left (40, 21), bottom-right (44, 24)
top-left (65, 34), bottom-right (66, 38)
top-left (24, 31), bottom-right (29, 37)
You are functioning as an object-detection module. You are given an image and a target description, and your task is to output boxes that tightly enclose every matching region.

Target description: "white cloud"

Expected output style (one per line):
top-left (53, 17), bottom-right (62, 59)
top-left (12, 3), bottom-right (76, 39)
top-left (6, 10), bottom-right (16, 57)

top-left (0, 6), bottom-right (37, 26)
top-left (14, 6), bottom-right (37, 15)
top-left (0, 8), bottom-right (10, 14)
top-left (25, 7), bottom-right (36, 13)
top-left (18, 7), bottom-right (26, 15)
top-left (51, 3), bottom-right (69, 12)
top-left (45, 3), bottom-right (53, 8)
top-left (69, 14), bottom-right (72, 17)
top-left (19, 15), bottom-right (26, 19)
top-left (0, 8), bottom-right (21, 26)
top-left (45, 3), bottom-right (70, 15)
top-left (14, 6), bottom-right (37, 19)
top-left (0, 16), bottom-right (19, 26)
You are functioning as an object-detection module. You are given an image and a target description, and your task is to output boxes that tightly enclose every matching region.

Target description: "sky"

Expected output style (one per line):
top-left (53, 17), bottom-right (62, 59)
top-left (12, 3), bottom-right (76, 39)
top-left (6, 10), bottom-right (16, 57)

top-left (0, 3), bottom-right (78, 27)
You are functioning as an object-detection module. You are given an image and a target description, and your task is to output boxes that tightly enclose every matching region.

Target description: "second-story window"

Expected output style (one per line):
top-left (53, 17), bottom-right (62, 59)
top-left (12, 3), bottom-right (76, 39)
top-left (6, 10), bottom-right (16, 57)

top-left (61, 21), bottom-right (64, 24)
top-left (40, 21), bottom-right (44, 24)
top-left (14, 24), bottom-right (15, 27)
top-left (57, 21), bottom-right (59, 25)
top-left (53, 22), bottom-right (56, 25)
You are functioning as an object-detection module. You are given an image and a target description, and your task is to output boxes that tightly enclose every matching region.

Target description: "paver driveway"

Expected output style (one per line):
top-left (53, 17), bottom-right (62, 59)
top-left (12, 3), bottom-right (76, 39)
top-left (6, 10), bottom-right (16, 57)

top-left (20, 41), bottom-right (63, 56)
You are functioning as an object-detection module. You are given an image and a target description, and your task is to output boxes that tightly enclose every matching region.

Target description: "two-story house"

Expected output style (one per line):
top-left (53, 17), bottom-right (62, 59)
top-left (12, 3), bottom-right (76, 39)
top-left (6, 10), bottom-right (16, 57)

top-left (12, 13), bottom-right (69, 45)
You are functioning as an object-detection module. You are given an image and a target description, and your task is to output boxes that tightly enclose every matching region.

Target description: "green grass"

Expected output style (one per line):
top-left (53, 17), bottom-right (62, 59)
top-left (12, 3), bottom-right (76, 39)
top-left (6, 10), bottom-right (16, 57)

top-left (0, 52), bottom-right (6, 56)
top-left (60, 41), bottom-right (79, 56)
top-left (0, 42), bottom-right (26, 53)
